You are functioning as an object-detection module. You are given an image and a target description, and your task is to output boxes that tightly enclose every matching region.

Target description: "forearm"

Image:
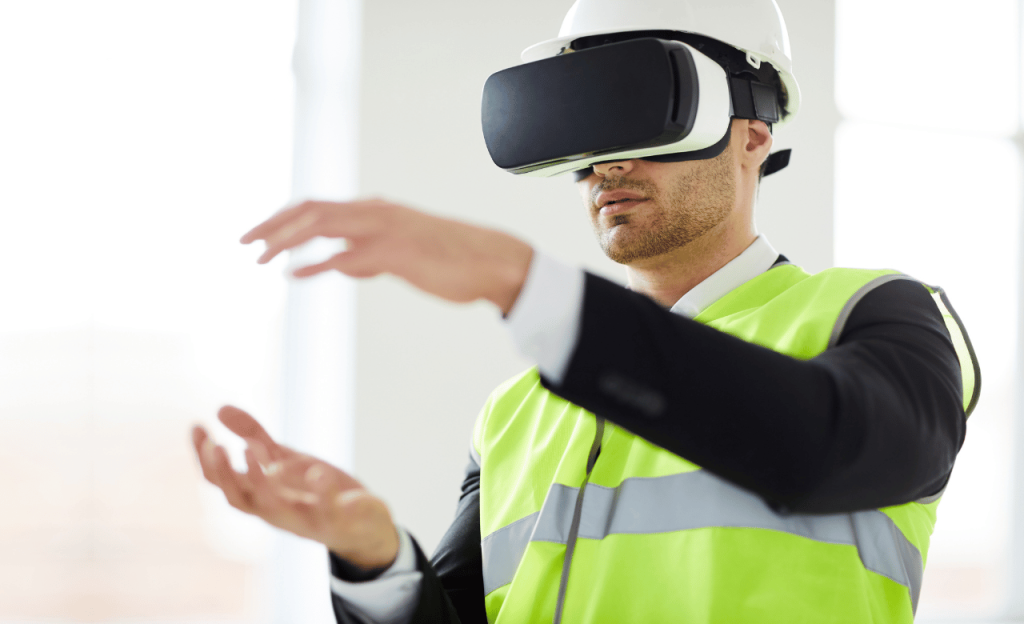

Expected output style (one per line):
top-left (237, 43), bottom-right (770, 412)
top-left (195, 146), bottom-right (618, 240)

top-left (541, 273), bottom-right (966, 513)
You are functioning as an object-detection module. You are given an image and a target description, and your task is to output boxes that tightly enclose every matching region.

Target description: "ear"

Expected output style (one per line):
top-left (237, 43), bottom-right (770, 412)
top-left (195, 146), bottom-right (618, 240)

top-left (739, 120), bottom-right (773, 174)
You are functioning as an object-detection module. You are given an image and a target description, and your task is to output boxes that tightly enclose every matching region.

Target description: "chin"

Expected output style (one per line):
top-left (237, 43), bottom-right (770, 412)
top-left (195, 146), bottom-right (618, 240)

top-left (601, 240), bottom-right (645, 265)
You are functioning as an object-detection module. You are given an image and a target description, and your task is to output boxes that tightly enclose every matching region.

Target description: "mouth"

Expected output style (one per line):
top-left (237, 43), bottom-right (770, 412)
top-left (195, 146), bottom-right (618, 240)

top-left (600, 198), bottom-right (648, 216)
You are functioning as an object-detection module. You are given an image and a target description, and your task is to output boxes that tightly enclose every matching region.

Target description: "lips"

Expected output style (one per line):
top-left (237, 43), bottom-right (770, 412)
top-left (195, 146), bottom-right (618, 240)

top-left (597, 190), bottom-right (649, 211)
top-left (597, 192), bottom-right (649, 217)
top-left (601, 199), bottom-right (648, 216)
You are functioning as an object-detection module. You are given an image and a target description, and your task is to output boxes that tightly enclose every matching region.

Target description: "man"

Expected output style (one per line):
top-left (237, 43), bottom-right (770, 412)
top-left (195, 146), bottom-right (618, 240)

top-left (193, 1), bottom-right (979, 622)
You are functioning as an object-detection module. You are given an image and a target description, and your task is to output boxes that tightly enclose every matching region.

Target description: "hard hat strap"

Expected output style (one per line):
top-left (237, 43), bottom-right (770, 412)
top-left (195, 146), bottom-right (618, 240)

top-left (761, 149), bottom-right (792, 177)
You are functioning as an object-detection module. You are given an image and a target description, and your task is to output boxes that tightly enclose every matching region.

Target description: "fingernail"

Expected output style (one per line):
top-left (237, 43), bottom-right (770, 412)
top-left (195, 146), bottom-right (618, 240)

top-left (265, 462), bottom-right (282, 476)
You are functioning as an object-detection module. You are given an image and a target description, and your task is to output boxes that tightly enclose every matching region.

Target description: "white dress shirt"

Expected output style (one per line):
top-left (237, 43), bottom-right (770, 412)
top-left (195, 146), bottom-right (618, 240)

top-left (329, 234), bottom-right (781, 622)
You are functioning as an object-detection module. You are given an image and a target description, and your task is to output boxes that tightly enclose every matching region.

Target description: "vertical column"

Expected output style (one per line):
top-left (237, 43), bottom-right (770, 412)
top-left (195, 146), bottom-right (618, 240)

top-left (269, 0), bottom-right (362, 622)
top-left (1004, 1), bottom-right (1024, 617)
top-left (1008, 146), bottom-right (1024, 619)
top-left (1006, 137), bottom-right (1024, 616)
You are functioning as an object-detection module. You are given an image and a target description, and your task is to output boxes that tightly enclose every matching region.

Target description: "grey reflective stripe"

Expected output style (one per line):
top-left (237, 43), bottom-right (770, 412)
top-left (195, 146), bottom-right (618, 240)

top-left (482, 469), bottom-right (924, 614)
top-left (482, 511), bottom-right (539, 594)
top-left (827, 273), bottom-right (919, 349)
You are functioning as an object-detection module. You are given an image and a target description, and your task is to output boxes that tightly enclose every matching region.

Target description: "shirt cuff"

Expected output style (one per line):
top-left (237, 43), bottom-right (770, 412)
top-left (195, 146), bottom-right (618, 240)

top-left (505, 249), bottom-right (585, 385)
top-left (329, 527), bottom-right (422, 624)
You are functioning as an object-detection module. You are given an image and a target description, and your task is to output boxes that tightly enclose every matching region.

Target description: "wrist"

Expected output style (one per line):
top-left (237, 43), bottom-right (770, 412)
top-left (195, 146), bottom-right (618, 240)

top-left (491, 236), bottom-right (534, 316)
top-left (329, 523), bottom-right (400, 572)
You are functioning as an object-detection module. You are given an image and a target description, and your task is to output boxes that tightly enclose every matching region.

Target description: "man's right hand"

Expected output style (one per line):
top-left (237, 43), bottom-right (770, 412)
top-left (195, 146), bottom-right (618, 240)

top-left (192, 405), bottom-right (400, 571)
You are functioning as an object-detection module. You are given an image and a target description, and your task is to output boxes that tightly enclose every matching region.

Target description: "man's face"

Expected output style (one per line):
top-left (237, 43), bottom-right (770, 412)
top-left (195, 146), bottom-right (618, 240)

top-left (576, 145), bottom-right (737, 265)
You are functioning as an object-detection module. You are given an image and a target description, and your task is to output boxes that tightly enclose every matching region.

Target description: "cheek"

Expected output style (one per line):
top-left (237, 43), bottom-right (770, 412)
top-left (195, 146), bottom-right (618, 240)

top-left (576, 183), bottom-right (597, 212)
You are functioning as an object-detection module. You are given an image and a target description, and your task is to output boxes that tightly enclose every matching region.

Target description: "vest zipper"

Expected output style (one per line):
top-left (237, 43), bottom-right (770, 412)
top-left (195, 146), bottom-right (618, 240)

top-left (553, 416), bottom-right (605, 624)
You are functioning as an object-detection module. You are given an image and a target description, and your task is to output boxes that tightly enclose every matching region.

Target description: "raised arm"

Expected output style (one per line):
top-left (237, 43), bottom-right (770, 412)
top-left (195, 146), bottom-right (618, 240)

top-left (543, 273), bottom-right (967, 513)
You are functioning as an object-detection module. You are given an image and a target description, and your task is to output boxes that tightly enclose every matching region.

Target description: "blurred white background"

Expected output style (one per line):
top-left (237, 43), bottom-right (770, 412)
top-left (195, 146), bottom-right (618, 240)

top-left (835, 1), bottom-right (1023, 620)
top-left (0, 0), bottom-right (1019, 622)
top-left (0, 1), bottom-right (295, 622)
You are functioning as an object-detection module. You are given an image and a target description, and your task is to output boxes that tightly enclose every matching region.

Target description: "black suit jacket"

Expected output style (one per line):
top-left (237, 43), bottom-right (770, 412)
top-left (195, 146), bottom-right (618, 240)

top-left (331, 266), bottom-right (970, 624)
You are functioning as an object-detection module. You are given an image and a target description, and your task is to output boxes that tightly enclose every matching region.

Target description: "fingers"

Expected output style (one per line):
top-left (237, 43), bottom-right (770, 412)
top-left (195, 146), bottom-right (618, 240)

top-left (249, 437), bottom-right (274, 468)
top-left (217, 405), bottom-right (287, 462)
top-left (303, 462), bottom-right (371, 536)
top-left (194, 426), bottom-right (393, 557)
top-left (261, 453), bottom-right (325, 491)
top-left (240, 201), bottom-right (310, 245)
top-left (193, 424), bottom-right (265, 514)
top-left (257, 453), bottom-right (364, 523)
top-left (192, 425), bottom-right (218, 484)
top-left (241, 200), bottom-right (387, 265)
top-left (257, 447), bottom-right (309, 488)
top-left (192, 424), bottom-right (207, 457)
top-left (193, 426), bottom-right (330, 540)
top-left (208, 441), bottom-right (256, 513)
top-left (255, 209), bottom-right (323, 264)
top-left (291, 248), bottom-right (384, 280)
top-left (248, 444), bottom-right (327, 527)
top-left (291, 236), bottom-right (395, 280)
top-left (291, 259), bottom-right (336, 279)
top-left (243, 446), bottom-right (301, 512)
top-left (244, 445), bottom-right (273, 495)
top-left (193, 426), bottom-right (239, 492)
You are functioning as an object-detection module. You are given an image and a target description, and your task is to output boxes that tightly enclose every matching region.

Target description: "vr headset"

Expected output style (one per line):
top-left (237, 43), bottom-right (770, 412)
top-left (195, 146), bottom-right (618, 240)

top-left (481, 33), bottom-right (791, 181)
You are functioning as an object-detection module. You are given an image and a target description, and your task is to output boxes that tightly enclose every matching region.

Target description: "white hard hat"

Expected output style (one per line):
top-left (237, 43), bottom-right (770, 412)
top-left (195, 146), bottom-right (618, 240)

top-left (522, 0), bottom-right (801, 125)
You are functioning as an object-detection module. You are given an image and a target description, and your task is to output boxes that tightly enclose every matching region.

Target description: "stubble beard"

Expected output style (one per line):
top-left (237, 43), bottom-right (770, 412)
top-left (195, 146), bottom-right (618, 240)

top-left (594, 149), bottom-right (736, 265)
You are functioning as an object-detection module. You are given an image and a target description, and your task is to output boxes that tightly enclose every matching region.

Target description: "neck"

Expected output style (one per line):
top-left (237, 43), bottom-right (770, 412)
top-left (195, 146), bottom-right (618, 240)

top-left (625, 219), bottom-right (758, 307)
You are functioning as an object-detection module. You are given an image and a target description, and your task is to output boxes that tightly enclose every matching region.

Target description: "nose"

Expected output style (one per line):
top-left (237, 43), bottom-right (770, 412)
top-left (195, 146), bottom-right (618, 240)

top-left (592, 158), bottom-right (636, 178)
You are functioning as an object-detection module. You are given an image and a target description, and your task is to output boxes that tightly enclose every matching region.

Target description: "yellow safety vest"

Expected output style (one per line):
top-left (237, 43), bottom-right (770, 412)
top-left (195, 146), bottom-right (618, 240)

top-left (473, 264), bottom-right (978, 623)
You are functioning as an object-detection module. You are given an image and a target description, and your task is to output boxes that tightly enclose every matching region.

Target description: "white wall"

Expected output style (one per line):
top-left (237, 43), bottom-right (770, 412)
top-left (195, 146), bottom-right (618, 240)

top-left (760, 0), bottom-right (837, 274)
top-left (352, 0), bottom-right (837, 554)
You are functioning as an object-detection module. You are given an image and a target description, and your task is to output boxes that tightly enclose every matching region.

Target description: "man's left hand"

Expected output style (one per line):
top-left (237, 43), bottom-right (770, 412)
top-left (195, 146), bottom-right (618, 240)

top-left (241, 199), bottom-right (534, 315)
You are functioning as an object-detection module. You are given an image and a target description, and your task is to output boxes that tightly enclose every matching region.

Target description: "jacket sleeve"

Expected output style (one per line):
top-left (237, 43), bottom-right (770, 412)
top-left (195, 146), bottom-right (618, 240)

top-left (329, 454), bottom-right (487, 624)
top-left (410, 454), bottom-right (488, 623)
top-left (543, 272), bottom-right (969, 514)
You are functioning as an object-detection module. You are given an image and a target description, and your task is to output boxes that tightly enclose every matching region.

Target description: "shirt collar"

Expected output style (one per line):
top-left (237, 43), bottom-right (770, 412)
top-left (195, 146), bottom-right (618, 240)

top-left (669, 235), bottom-right (781, 319)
